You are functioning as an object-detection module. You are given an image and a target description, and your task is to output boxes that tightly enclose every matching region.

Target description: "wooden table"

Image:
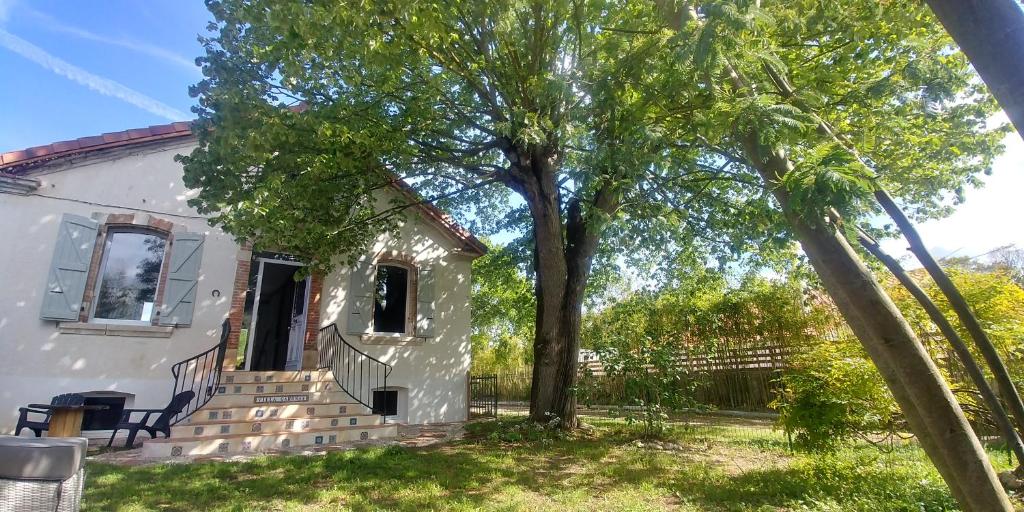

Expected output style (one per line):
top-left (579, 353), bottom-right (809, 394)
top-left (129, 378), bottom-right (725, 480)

top-left (27, 403), bottom-right (108, 437)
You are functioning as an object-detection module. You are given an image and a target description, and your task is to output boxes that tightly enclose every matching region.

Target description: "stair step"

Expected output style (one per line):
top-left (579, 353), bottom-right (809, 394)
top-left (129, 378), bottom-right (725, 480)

top-left (220, 370), bottom-right (332, 384)
top-left (183, 402), bottom-right (373, 423)
top-left (206, 390), bottom-right (361, 409)
top-left (142, 424), bottom-right (399, 457)
top-left (215, 380), bottom-right (335, 395)
top-left (173, 414), bottom-right (384, 438)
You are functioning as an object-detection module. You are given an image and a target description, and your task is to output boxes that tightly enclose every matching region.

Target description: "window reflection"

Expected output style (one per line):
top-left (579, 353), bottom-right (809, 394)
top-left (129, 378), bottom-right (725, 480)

top-left (94, 231), bottom-right (167, 322)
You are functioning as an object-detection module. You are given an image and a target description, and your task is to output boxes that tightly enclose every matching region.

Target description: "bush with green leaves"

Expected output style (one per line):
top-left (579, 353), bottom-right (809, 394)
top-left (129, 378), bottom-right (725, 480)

top-left (774, 341), bottom-right (900, 452)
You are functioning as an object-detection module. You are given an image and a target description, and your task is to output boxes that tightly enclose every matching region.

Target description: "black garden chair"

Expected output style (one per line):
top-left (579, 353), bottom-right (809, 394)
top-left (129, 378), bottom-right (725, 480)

top-left (107, 390), bottom-right (195, 448)
top-left (14, 393), bottom-right (85, 437)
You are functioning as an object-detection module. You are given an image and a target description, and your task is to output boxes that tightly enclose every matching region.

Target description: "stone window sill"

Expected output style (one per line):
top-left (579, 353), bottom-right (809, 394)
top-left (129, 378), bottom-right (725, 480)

top-left (359, 334), bottom-right (425, 346)
top-left (58, 322), bottom-right (174, 338)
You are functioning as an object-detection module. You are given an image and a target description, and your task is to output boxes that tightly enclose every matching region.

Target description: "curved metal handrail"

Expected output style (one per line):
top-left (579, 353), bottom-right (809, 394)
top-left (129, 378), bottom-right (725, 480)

top-left (169, 319), bottom-right (230, 425)
top-left (317, 324), bottom-right (393, 422)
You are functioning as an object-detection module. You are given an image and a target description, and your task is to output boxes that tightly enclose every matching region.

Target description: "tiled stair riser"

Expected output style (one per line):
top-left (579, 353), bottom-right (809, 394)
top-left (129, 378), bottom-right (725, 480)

top-left (183, 402), bottom-right (372, 423)
top-left (142, 424), bottom-right (398, 458)
top-left (220, 370), bottom-right (332, 385)
top-left (173, 414), bottom-right (383, 438)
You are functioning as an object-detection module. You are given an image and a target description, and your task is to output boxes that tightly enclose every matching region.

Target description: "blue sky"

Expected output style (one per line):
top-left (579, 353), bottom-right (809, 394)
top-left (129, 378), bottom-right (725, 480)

top-left (0, 0), bottom-right (1020, 264)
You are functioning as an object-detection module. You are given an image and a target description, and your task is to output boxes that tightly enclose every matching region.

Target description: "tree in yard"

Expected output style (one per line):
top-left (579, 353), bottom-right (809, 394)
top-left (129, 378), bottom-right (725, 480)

top-left (653, 1), bottom-right (1011, 509)
top-left (182, 0), bottom-right (778, 427)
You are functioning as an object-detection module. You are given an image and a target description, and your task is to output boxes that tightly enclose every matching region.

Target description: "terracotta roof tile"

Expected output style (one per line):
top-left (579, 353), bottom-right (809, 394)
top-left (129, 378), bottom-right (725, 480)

top-left (0, 122), bottom-right (194, 172)
top-left (0, 120), bottom-right (486, 256)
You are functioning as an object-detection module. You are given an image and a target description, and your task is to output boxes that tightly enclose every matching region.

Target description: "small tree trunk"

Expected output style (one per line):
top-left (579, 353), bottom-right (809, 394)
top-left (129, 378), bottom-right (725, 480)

top-left (858, 230), bottom-right (1024, 468)
top-left (876, 189), bottom-right (1024, 449)
top-left (924, 0), bottom-right (1024, 139)
top-left (744, 144), bottom-right (1012, 512)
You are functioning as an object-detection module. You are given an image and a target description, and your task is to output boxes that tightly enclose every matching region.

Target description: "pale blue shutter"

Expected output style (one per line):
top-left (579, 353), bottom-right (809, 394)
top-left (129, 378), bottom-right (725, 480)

top-left (158, 232), bottom-right (204, 326)
top-left (346, 258), bottom-right (374, 335)
top-left (40, 214), bottom-right (99, 321)
top-left (416, 266), bottom-right (436, 337)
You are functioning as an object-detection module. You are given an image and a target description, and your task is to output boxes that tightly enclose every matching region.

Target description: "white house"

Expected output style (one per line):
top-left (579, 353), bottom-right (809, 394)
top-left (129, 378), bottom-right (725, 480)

top-left (0, 122), bottom-right (485, 456)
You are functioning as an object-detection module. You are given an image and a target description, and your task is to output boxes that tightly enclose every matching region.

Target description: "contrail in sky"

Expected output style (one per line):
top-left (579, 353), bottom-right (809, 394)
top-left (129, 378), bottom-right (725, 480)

top-left (0, 28), bottom-right (189, 121)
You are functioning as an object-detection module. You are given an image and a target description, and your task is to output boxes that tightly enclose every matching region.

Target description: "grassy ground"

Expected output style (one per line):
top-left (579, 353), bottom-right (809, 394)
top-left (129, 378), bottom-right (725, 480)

top-left (84, 417), bottom-right (1018, 512)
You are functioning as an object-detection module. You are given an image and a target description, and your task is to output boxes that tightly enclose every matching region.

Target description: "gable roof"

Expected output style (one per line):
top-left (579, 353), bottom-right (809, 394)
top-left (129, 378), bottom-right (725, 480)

top-left (0, 122), bottom-right (487, 256)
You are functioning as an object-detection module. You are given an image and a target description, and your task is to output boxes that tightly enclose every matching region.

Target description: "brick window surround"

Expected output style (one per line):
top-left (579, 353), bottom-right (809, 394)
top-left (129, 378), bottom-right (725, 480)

top-left (79, 213), bottom-right (176, 324)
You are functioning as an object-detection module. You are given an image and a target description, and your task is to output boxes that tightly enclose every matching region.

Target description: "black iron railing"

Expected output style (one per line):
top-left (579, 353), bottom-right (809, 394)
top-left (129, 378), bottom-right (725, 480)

top-left (169, 319), bottom-right (230, 425)
top-left (317, 324), bottom-right (392, 421)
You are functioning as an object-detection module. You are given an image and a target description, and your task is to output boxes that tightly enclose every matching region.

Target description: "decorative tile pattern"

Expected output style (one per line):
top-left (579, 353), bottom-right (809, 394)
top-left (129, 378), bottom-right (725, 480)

top-left (218, 442), bottom-right (229, 453)
top-left (301, 384), bottom-right (310, 392)
top-left (266, 375), bottom-right (273, 382)
top-left (302, 420), bottom-right (310, 428)
top-left (330, 419), bottom-right (339, 427)
top-left (193, 427), bottom-right (204, 435)
top-left (234, 385), bottom-right (242, 394)
top-left (269, 409), bottom-right (279, 418)
top-left (329, 435), bottom-right (337, 443)
top-left (251, 423), bottom-right (262, 433)
top-left (360, 431), bottom-right (369, 441)
top-left (281, 439), bottom-right (291, 448)
top-left (256, 385), bottom-right (264, 393)
top-left (275, 385), bottom-right (284, 393)
top-left (225, 375), bottom-right (234, 384)
top-left (255, 375), bottom-right (262, 382)
top-left (241, 441), bottom-right (252, 452)
top-left (220, 425), bottom-right (230, 434)
top-left (315, 435), bottom-right (324, 445)
top-left (217, 386), bottom-right (226, 394)
top-left (255, 409), bottom-right (264, 418)
top-left (171, 446), bottom-right (183, 457)
top-left (222, 411), bottom-right (233, 420)
top-left (304, 374), bottom-right (312, 382)
top-left (286, 420), bottom-right (294, 429)
top-left (209, 411), bottom-right (219, 420)
top-left (349, 418), bottom-right (357, 426)
top-left (306, 407), bottom-right (315, 416)
top-left (339, 406), bottom-right (347, 414)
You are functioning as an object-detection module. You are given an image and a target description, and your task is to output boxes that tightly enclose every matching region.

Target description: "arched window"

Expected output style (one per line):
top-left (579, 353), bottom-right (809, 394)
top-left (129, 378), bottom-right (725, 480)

top-left (372, 263), bottom-right (411, 333)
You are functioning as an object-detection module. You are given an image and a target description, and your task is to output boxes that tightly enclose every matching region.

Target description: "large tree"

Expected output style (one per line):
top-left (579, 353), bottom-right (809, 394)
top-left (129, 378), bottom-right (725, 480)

top-left (183, 0), bottom-right (773, 427)
top-left (651, 1), bottom-right (1010, 509)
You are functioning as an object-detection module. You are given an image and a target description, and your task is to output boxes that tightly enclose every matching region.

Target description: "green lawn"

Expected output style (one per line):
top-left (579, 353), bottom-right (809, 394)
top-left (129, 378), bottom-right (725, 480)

top-left (84, 418), bottom-right (1017, 511)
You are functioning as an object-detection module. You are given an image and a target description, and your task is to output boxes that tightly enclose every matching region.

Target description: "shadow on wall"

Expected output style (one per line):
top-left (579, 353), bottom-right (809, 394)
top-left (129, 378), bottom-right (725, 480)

top-left (321, 226), bottom-right (473, 423)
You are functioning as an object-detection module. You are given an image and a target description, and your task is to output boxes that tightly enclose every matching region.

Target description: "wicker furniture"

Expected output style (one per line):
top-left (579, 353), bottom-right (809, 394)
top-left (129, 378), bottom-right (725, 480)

top-left (0, 436), bottom-right (87, 512)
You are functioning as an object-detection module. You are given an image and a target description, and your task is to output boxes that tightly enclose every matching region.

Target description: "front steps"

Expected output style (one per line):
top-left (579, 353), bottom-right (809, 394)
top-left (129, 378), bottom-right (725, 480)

top-left (142, 370), bottom-right (396, 458)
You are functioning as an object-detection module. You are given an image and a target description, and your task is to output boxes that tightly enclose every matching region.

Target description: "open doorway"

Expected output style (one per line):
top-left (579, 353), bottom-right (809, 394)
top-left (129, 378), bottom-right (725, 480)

top-left (243, 258), bottom-right (310, 371)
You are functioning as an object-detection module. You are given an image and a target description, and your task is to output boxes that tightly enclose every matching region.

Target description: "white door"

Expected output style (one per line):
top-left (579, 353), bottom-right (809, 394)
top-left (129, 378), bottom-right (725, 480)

top-left (284, 276), bottom-right (310, 371)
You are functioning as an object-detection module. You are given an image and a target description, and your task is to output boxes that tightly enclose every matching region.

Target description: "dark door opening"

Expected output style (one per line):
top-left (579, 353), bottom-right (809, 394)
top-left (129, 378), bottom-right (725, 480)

top-left (249, 262), bottom-right (300, 371)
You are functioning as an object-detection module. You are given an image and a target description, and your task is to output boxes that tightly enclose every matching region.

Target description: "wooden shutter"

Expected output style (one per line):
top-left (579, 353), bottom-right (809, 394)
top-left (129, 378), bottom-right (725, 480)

top-left (346, 258), bottom-right (374, 335)
top-left (40, 214), bottom-right (99, 321)
top-left (158, 232), bottom-right (205, 326)
top-left (416, 266), bottom-right (436, 337)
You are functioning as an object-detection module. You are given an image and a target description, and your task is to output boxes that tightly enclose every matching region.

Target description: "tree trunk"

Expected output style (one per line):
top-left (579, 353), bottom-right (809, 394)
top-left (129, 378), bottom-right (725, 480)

top-left (858, 229), bottom-right (1024, 468)
top-left (743, 143), bottom-right (1012, 512)
top-left (510, 152), bottom-right (607, 429)
top-left (876, 189), bottom-right (1024, 456)
top-left (924, 0), bottom-right (1024, 139)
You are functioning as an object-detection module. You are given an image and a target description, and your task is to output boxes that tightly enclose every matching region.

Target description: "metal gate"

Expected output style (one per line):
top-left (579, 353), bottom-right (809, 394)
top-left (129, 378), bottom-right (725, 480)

top-left (469, 375), bottom-right (498, 417)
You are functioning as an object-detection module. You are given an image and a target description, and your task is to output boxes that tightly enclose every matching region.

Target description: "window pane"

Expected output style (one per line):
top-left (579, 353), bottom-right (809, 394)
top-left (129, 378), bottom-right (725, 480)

top-left (373, 265), bottom-right (408, 333)
top-left (94, 232), bottom-right (167, 322)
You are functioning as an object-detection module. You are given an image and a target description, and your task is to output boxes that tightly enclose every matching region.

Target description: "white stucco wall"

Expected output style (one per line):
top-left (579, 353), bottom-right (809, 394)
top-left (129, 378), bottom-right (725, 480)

top-left (320, 212), bottom-right (475, 424)
top-left (0, 139), bottom-right (474, 433)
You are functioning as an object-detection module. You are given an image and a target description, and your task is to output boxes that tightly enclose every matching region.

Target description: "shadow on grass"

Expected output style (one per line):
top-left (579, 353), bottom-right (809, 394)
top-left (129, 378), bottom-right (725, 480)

top-left (84, 421), bottom-right (962, 512)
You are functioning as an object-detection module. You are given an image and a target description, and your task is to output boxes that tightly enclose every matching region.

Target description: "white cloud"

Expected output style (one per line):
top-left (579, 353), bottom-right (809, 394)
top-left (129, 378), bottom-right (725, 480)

top-left (0, 0), bottom-right (14, 24)
top-left (0, 28), bottom-right (189, 121)
top-left (22, 7), bottom-right (201, 75)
